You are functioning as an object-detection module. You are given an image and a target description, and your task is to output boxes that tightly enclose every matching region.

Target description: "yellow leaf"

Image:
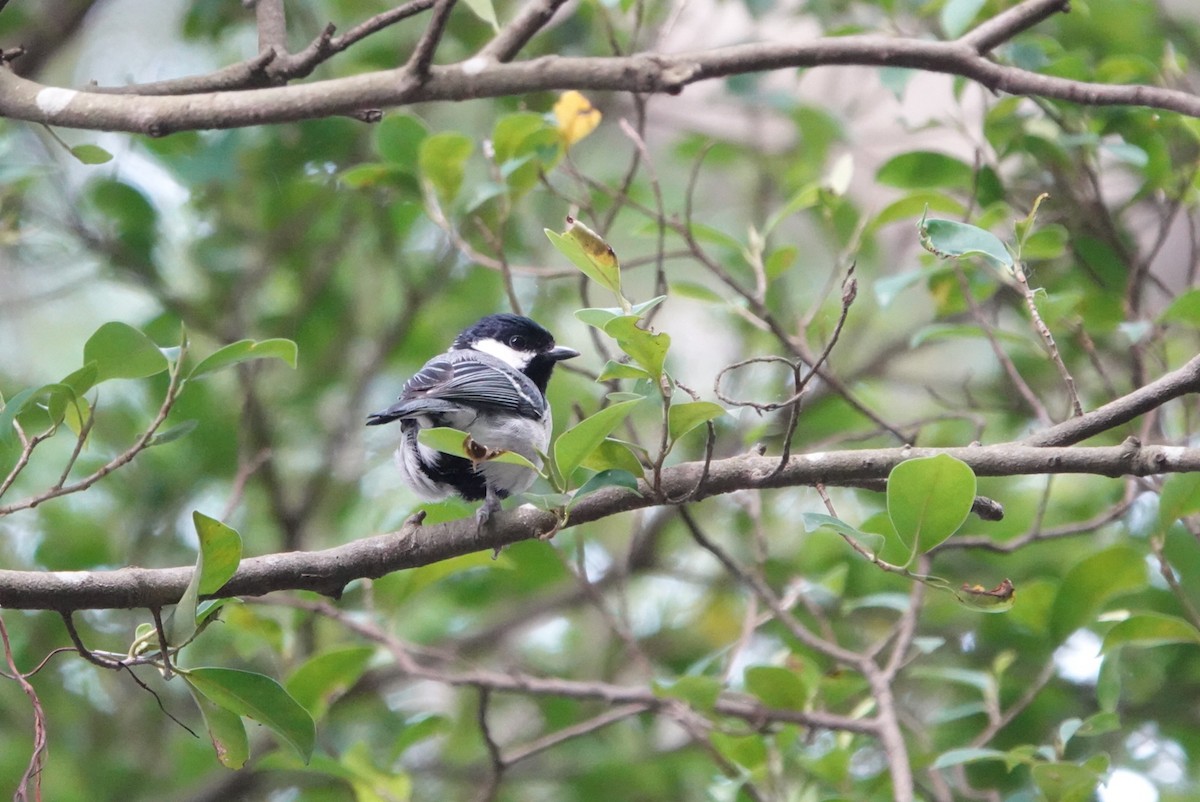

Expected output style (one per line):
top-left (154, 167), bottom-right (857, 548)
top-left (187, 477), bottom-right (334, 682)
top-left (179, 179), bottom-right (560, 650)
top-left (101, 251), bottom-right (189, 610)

top-left (554, 91), bottom-right (601, 146)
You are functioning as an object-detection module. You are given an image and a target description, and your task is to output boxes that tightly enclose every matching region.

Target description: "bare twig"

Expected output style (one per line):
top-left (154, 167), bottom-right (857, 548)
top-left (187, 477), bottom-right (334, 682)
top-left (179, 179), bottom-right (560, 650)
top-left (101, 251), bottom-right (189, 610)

top-left (2, 614), bottom-right (48, 802)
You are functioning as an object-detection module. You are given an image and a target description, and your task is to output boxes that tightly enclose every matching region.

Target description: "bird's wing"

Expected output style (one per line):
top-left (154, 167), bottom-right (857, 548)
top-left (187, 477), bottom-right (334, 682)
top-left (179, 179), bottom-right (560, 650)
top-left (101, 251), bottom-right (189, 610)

top-left (368, 352), bottom-right (546, 424)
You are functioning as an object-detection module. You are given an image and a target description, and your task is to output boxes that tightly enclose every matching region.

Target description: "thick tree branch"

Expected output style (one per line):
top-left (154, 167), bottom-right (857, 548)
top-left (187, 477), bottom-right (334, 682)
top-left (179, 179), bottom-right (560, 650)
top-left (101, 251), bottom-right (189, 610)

top-left (2, 440), bottom-right (1197, 611)
top-left (5, 13), bottom-right (1200, 135)
top-left (1022, 353), bottom-right (1200, 446)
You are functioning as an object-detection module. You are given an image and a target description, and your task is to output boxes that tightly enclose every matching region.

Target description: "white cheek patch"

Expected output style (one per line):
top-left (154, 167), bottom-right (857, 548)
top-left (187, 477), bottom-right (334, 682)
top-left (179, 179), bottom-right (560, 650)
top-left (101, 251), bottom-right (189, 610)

top-left (471, 338), bottom-right (532, 370)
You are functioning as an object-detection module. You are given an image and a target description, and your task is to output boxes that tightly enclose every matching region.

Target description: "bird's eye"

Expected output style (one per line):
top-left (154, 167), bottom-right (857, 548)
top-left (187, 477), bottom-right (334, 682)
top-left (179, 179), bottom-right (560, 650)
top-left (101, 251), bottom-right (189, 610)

top-left (508, 335), bottom-right (527, 350)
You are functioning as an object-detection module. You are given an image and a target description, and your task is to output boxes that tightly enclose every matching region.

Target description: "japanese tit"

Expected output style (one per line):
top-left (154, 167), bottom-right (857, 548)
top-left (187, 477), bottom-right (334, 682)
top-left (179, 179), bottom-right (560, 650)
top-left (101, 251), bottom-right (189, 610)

top-left (366, 314), bottom-right (579, 525)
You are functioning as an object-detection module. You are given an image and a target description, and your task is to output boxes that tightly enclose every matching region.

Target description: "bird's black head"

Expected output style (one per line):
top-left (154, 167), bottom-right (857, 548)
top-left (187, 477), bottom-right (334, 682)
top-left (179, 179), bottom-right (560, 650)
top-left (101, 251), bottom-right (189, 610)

top-left (453, 314), bottom-right (579, 392)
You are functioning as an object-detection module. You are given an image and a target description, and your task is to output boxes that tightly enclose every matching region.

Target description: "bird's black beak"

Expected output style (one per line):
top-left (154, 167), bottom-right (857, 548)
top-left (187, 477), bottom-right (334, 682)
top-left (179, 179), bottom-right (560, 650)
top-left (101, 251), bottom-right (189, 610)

top-left (548, 345), bottom-right (580, 361)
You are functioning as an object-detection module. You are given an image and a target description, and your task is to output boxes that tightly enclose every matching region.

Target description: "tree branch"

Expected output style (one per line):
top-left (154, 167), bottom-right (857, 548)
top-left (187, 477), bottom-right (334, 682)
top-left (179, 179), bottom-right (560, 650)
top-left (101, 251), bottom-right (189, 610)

top-left (2, 440), bottom-right (1197, 610)
top-left (5, 19), bottom-right (1200, 135)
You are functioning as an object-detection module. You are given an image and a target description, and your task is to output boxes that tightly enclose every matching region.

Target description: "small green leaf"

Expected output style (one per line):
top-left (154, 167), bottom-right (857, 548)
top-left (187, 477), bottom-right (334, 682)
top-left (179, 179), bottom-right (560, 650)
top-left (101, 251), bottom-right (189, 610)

top-left (461, 0), bottom-right (499, 29)
top-left (597, 361), bottom-right (652, 382)
top-left (1031, 761), bottom-right (1102, 802)
top-left (940, 0), bottom-right (987, 38)
top-left (417, 427), bottom-right (541, 472)
top-left (286, 646), bottom-right (376, 720)
top-left (83, 322), bottom-right (169, 382)
top-left (70, 144), bottom-right (114, 165)
top-left (375, 114), bottom-right (429, 169)
top-left (184, 667), bottom-right (316, 762)
top-left (801, 512), bottom-right (887, 554)
top-left (918, 216), bottom-right (1013, 269)
top-left (1050, 545), bottom-right (1147, 643)
top-left (418, 132), bottom-right (473, 203)
top-left (931, 747), bottom-right (1010, 771)
top-left (1159, 288), bottom-right (1200, 328)
top-left (149, 419), bottom-right (198, 447)
top-left (603, 316), bottom-right (670, 379)
top-left (877, 151), bottom-right (974, 190)
top-left (0, 387), bottom-right (37, 443)
top-left (580, 438), bottom-right (645, 477)
top-left (554, 399), bottom-right (642, 484)
top-left (571, 469), bottom-right (641, 504)
top-left (1097, 653), bottom-right (1121, 712)
top-left (188, 686), bottom-right (250, 769)
top-left (192, 511), bottom-right (242, 595)
top-left (189, 338), bottom-right (298, 380)
top-left (887, 455), bottom-right (976, 559)
top-left (546, 223), bottom-right (622, 298)
top-left (744, 665), bottom-right (809, 710)
top-left (1157, 472), bottom-right (1200, 535)
top-left (1101, 613), bottom-right (1200, 653)
top-left (653, 675), bottom-right (722, 713)
top-left (667, 401), bottom-right (725, 443)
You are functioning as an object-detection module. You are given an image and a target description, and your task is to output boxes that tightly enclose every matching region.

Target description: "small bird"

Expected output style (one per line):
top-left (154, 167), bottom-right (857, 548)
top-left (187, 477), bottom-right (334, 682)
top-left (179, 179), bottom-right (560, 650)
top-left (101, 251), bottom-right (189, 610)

top-left (367, 314), bottom-right (579, 525)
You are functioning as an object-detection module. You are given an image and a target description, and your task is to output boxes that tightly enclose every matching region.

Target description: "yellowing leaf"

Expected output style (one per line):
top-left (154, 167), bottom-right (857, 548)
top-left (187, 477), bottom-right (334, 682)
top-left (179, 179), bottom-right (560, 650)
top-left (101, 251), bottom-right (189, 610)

top-left (554, 91), bottom-right (601, 146)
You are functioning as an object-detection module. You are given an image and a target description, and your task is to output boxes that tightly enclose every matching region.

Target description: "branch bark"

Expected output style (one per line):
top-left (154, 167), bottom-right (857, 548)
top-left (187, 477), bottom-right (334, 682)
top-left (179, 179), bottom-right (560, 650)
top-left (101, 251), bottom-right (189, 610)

top-left (2, 2), bottom-right (1198, 135)
top-left (1, 439), bottom-right (1195, 611)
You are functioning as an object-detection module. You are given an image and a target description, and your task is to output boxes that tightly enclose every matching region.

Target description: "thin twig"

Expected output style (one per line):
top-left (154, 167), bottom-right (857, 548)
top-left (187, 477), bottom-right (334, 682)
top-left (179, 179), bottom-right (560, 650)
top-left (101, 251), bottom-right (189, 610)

top-left (2, 614), bottom-right (48, 802)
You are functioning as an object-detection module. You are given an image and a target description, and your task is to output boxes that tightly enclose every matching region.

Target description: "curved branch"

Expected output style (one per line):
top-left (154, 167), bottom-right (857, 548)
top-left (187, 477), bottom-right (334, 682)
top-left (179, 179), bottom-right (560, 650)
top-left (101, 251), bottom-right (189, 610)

top-left (2, 440), bottom-right (1197, 611)
top-left (4, 13), bottom-right (1199, 135)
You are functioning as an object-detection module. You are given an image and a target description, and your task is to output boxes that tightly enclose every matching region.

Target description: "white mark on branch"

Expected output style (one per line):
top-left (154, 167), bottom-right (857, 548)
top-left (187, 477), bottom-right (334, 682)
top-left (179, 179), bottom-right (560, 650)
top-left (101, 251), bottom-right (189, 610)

top-left (462, 56), bottom-right (491, 75)
top-left (35, 87), bottom-right (77, 114)
top-left (1160, 446), bottom-right (1186, 465)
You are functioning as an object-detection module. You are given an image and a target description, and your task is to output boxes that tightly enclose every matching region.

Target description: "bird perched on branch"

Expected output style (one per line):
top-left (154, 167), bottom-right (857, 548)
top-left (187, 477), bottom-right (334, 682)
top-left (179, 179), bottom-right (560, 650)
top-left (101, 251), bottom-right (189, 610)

top-left (367, 314), bottom-right (579, 525)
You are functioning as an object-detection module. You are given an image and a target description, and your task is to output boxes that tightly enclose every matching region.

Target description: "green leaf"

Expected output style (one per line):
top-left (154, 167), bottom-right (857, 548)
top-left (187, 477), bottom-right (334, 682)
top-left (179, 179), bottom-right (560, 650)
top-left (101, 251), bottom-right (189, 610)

top-left (710, 731), bottom-right (768, 771)
top-left (417, 427), bottom-right (541, 472)
top-left (172, 513), bottom-right (241, 646)
top-left (554, 399), bottom-right (643, 484)
top-left (886, 455), bottom-right (976, 559)
top-left (60, 363), bottom-right (99, 398)
top-left (930, 747), bottom-right (1010, 770)
top-left (375, 114), bottom-right (429, 169)
top-left (188, 686), bottom-right (250, 769)
top-left (1050, 545), bottom-right (1147, 643)
top-left (571, 469), bottom-right (641, 504)
top-left (286, 646), bottom-right (376, 720)
top-left (918, 217), bottom-right (1013, 269)
top-left (1031, 761), bottom-right (1102, 802)
top-left (596, 361), bottom-right (652, 382)
top-left (189, 338), bottom-right (298, 380)
top-left (667, 401), bottom-right (725, 444)
top-left (192, 512), bottom-right (242, 595)
top-left (1097, 653), bottom-right (1121, 712)
top-left (603, 316), bottom-right (670, 379)
top-left (576, 296), bottom-right (666, 331)
top-left (83, 322), bottom-right (169, 382)
top-left (764, 245), bottom-right (798, 282)
top-left (70, 144), bottom-right (114, 165)
top-left (461, 0), bottom-right (499, 28)
top-left (653, 675), bottom-right (722, 713)
top-left (744, 665), bottom-right (809, 710)
top-left (877, 151), bottom-right (974, 190)
top-left (1157, 472), bottom-right (1200, 535)
top-left (1100, 613), bottom-right (1200, 653)
top-left (1159, 288), bottom-right (1200, 328)
top-left (184, 667), bottom-right (316, 763)
top-left (801, 512), bottom-right (887, 555)
top-left (148, 419), bottom-right (198, 447)
top-left (940, 0), bottom-right (987, 38)
top-left (580, 438), bottom-right (645, 477)
top-left (546, 221), bottom-right (622, 298)
top-left (418, 132), bottom-right (473, 203)
top-left (0, 387), bottom-right (38, 443)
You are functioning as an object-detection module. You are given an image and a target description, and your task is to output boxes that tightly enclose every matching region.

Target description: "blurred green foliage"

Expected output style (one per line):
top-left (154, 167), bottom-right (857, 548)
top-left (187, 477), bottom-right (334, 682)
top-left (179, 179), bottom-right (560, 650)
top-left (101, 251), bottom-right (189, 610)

top-left (3, 0), bottom-right (1200, 800)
